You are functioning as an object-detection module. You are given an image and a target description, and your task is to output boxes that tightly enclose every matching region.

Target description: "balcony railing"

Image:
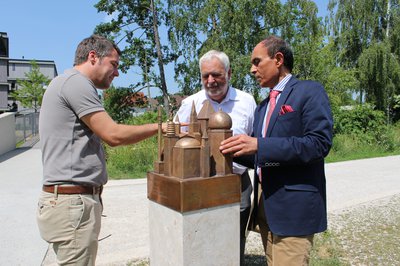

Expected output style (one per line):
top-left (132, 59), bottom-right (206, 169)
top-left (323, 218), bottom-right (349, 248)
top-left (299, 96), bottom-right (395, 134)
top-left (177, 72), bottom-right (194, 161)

top-left (15, 110), bottom-right (39, 144)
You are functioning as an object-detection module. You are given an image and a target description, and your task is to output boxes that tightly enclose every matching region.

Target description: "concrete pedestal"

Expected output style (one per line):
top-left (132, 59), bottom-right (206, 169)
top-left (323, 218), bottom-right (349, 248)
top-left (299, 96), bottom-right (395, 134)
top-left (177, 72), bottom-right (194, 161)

top-left (147, 172), bottom-right (241, 266)
top-left (149, 200), bottom-right (240, 266)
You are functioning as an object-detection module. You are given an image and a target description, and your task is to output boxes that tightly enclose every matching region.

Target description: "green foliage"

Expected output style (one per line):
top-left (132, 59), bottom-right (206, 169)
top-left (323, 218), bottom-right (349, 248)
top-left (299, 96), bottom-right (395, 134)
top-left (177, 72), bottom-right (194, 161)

top-left (327, 0), bottom-right (381, 68)
top-left (334, 104), bottom-right (386, 134)
top-left (327, 0), bottom-right (400, 122)
top-left (92, 0), bottom-right (400, 123)
top-left (125, 109), bottom-right (166, 125)
top-left (168, 0), bottom-right (272, 95)
top-left (358, 41), bottom-right (400, 115)
top-left (167, 0), bottom-right (328, 95)
top-left (103, 108), bottom-right (400, 180)
top-left (328, 133), bottom-right (395, 163)
top-left (105, 110), bottom-right (164, 178)
top-left (326, 105), bottom-right (400, 162)
top-left (12, 61), bottom-right (50, 112)
top-left (105, 137), bottom-right (158, 179)
top-left (95, 0), bottom-right (400, 179)
top-left (394, 95), bottom-right (400, 109)
top-left (94, 0), bottom-right (174, 113)
top-left (282, 0), bottom-right (325, 80)
top-left (325, 67), bottom-right (359, 107)
top-left (103, 86), bottom-right (132, 122)
top-left (327, 122), bottom-right (400, 163)
top-left (394, 95), bottom-right (400, 121)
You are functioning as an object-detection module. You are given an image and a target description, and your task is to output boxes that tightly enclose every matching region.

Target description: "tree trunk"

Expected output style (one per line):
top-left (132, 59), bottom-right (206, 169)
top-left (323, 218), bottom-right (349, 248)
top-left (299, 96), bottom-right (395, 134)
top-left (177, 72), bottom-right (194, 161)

top-left (151, 0), bottom-right (170, 116)
top-left (386, 0), bottom-right (391, 38)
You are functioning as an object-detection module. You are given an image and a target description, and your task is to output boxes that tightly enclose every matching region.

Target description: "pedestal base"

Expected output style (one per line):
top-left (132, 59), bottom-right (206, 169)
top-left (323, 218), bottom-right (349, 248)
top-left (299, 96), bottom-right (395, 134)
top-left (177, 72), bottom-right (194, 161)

top-left (147, 172), bottom-right (240, 212)
top-left (149, 200), bottom-right (240, 266)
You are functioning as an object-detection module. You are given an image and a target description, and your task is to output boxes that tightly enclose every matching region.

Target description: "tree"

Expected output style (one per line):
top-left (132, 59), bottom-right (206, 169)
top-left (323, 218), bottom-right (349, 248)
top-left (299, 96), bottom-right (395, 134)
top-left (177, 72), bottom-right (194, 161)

top-left (325, 67), bottom-right (359, 108)
top-left (389, 0), bottom-right (400, 56)
top-left (358, 41), bottom-right (400, 122)
top-left (283, 1), bottom-right (327, 80)
top-left (94, 0), bottom-right (177, 114)
top-left (103, 86), bottom-right (133, 122)
top-left (103, 85), bottom-right (150, 123)
top-left (326, 0), bottom-right (395, 68)
top-left (12, 61), bottom-right (50, 112)
top-left (94, 0), bottom-right (328, 105)
top-left (167, 0), bottom-right (326, 102)
top-left (327, 0), bottom-right (400, 111)
top-left (167, 0), bottom-right (279, 99)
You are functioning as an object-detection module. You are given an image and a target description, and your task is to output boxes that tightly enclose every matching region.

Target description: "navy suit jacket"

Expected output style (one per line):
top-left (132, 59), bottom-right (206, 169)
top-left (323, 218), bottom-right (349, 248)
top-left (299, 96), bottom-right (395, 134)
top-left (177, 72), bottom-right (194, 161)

top-left (242, 76), bottom-right (333, 237)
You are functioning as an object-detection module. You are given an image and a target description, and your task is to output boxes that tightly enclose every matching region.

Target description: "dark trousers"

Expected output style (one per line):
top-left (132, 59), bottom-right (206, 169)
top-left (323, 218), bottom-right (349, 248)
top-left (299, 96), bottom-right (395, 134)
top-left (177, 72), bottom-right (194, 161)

top-left (240, 170), bottom-right (252, 266)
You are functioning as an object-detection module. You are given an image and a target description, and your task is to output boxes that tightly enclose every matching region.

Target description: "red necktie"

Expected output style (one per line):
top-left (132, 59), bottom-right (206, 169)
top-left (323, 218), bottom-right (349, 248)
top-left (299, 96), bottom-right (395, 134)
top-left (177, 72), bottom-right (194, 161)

top-left (259, 90), bottom-right (280, 182)
top-left (263, 90), bottom-right (280, 136)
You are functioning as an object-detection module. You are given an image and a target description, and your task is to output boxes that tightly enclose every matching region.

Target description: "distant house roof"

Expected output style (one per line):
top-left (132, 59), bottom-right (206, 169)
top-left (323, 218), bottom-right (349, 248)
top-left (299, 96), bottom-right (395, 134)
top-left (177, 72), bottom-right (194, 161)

top-left (172, 95), bottom-right (186, 106)
top-left (8, 59), bottom-right (58, 81)
top-left (148, 98), bottom-right (159, 106)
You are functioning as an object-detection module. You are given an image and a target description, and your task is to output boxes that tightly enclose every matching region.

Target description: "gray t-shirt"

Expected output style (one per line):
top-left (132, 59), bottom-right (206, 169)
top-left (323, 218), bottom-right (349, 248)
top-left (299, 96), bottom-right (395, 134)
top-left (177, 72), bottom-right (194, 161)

top-left (39, 68), bottom-right (107, 186)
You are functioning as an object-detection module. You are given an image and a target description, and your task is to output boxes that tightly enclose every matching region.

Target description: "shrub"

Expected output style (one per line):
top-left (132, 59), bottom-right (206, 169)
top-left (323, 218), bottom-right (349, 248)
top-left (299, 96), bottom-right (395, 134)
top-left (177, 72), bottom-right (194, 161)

top-left (124, 109), bottom-right (166, 125)
top-left (103, 86), bottom-right (132, 122)
top-left (333, 104), bottom-right (386, 136)
top-left (105, 137), bottom-right (157, 179)
top-left (105, 110), bottom-right (164, 179)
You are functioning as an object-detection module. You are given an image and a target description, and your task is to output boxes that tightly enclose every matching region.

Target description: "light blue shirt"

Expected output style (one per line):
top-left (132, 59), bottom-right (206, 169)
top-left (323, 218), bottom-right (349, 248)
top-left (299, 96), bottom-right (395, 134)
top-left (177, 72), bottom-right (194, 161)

top-left (175, 86), bottom-right (257, 174)
top-left (261, 74), bottom-right (292, 136)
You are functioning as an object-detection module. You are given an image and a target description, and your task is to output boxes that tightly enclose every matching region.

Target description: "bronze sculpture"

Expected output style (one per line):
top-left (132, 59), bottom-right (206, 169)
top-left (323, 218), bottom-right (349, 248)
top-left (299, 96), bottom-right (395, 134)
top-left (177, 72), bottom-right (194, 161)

top-left (147, 100), bottom-right (240, 212)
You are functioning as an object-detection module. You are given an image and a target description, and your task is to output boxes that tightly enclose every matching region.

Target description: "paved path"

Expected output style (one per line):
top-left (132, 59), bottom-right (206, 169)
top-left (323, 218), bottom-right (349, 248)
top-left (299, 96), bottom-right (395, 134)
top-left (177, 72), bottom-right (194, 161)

top-left (325, 157), bottom-right (400, 212)
top-left (0, 145), bottom-right (399, 265)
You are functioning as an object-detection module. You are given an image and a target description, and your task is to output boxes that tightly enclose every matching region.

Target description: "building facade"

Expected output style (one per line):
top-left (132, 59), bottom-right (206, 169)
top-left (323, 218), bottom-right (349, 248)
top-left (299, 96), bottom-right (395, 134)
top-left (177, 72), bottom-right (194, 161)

top-left (0, 32), bottom-right (58, 111)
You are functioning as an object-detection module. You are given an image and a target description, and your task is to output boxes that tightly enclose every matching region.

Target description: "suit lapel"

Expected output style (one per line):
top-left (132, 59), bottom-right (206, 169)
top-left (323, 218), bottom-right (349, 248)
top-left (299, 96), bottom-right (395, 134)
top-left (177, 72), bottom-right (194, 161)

top-left (266, 76), bottom-right (298, 136)
top-left (256, 98), bottom-right (268, 137)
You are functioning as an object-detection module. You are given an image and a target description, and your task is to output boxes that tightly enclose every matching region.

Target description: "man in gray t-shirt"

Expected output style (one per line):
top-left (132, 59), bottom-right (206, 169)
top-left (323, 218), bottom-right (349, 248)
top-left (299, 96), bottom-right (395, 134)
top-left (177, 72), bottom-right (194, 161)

top-left (40, 68), bottom-right (107, 187)
top-left (37, 35), bottom-right (163, 265)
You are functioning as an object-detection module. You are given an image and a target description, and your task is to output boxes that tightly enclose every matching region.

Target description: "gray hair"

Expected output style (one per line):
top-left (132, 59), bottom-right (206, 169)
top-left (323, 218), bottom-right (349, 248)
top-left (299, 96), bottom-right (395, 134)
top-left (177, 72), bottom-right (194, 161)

top-left (74, 35), bottom-right (121, 66)
top-left (199, 50), bottom-right (230, 72)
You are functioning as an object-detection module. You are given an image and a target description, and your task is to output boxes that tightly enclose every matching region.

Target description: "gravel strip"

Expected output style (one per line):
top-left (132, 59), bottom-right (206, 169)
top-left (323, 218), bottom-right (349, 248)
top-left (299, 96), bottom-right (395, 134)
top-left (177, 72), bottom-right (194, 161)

top-left (327, 194), bottom-right (400, 265)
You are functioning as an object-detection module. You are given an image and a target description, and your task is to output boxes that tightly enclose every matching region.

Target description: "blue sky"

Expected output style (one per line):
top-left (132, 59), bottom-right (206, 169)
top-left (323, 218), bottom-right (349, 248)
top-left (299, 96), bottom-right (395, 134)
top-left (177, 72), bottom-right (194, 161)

top-left (1, 0), bottom-right (328, 96)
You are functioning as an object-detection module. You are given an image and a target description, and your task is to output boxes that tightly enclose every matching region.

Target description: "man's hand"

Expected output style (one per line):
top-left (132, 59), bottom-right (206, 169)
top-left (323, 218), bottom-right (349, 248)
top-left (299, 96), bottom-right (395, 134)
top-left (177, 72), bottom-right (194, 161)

top-left (160, 122), bottom-right (189, 134)
top-left (219, 134), bottom-right (258, 157)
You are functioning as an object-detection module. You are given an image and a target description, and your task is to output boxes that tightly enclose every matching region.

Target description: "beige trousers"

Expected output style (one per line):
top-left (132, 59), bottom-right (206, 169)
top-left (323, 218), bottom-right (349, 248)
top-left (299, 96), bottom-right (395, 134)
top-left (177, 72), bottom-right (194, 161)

top-left (37, 191), bottom-right (102, 266)
top-left (257, 199), bottom-right (314, 266)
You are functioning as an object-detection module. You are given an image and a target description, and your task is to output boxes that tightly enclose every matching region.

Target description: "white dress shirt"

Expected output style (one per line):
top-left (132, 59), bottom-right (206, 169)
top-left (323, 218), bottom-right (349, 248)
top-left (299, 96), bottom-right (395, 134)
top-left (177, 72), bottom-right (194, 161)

top-left (175, 86), bottom-right (257, 174)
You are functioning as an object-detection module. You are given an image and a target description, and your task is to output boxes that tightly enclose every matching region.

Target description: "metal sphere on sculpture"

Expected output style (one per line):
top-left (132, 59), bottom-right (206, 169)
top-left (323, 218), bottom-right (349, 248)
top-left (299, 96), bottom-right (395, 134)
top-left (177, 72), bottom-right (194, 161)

top-left (208, 109), bottom-right (232, 129)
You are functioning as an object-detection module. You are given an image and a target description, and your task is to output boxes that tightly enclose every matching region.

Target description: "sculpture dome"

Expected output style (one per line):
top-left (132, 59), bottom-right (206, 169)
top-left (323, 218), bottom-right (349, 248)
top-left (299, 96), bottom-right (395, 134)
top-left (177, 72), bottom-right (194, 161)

top-left (175, 137), bottom-right (201, 148)
top-left (208, 110), bottom-right (232, 129)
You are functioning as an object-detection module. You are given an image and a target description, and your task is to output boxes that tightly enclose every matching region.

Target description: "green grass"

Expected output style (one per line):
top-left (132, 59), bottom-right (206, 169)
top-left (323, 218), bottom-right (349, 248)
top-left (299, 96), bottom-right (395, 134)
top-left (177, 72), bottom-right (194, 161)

top-left (105, 136), bottom-right (157, 179)
top-left (126, 258), bottom-right (149, 266)
top-left (326, 126), bottom-right (400, 163)
top-left (106, 126), bottom-right (400, 179)
top-left (310, 231), bottom-right (348, 266)
top-left (16, 140), bottom-right (24, 148)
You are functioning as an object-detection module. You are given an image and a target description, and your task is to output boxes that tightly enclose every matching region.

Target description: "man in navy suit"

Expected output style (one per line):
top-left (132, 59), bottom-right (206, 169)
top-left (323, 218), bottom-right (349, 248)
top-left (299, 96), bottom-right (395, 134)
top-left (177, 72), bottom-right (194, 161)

top-left (220, 36), bottom-right (333, 265)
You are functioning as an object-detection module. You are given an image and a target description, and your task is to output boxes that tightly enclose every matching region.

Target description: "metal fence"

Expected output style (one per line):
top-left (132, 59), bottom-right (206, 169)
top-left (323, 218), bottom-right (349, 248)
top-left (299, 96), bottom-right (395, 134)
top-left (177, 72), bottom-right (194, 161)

top-left (15, 110), bottom-right (39, 144)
